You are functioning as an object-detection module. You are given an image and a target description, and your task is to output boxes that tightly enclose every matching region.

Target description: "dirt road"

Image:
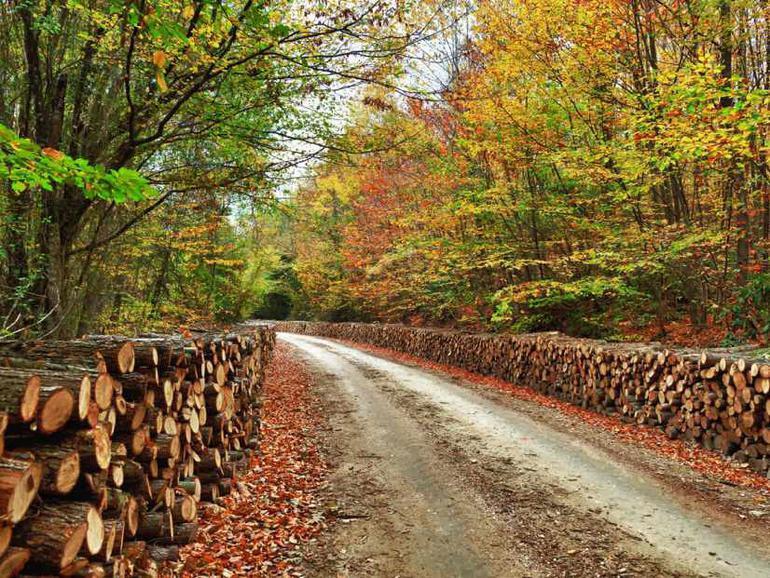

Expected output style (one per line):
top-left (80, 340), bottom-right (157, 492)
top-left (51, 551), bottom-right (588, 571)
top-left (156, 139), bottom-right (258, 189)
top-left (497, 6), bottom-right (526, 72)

top-left (280, 333), bottom-right (770, 578)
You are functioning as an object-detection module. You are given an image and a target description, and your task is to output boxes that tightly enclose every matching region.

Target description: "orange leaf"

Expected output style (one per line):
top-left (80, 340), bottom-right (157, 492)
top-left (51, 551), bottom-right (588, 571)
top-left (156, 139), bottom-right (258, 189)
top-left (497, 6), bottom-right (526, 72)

top-left (41, 147), bottom-right (65, 161)
top-left (156, 70), bottom-right (168, 92)
top-left (152, 50), bottom-right (167, 68)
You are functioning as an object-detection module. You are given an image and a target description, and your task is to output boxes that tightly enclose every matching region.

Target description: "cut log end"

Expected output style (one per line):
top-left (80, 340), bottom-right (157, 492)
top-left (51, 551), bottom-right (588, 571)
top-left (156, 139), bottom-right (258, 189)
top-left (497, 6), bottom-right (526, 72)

top-left (56, 451), bottom-right (81, 495)
top-left (94, 375), bottom-right (114, 411)
top-left (125, 497), bottom-right (139, 537)
top-left (129, 428), bottom-right (147, 457)
top-left (96, 342), bottom-right (136, 375)
top-left (38, 388), bottom-right (75, 434)
top-left (85, 506), bottom-right (104, 556)
top-left (63, 523), bottom-right (88, 569)
top-left (129, 403), bottom-right (147, 431)
top-left (176, 494), bottom-right (197, 523)
top-left (93, 425), bottom-right (112, 470)
top-left (114, 395), bottom-right (128, 416)
top-left (118, 343), bottom-right (135, 374)
top-left (2, 460), bottom-right (42, 523)
top-left (110, 463), bottom-right (124, 488)
top-left (101, 522), bottom-right (117, 563)
top-left (21, 375), bottom-right (41, 423)
top-left (78, 376), bottom-right (91, 421)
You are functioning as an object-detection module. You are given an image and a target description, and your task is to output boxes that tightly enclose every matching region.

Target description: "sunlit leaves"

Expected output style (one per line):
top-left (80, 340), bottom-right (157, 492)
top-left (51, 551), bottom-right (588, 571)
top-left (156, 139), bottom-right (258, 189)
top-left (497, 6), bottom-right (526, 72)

top-left (633, 54), bottom-right (770, 169)
top-left (0, 124), bottom-right (155, 202)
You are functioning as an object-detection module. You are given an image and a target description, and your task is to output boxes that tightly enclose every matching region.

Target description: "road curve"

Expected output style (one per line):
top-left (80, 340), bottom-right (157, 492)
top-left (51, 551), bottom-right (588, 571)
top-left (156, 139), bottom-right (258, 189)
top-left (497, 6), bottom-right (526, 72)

top-left (280, 332), bottom-right (770, 578)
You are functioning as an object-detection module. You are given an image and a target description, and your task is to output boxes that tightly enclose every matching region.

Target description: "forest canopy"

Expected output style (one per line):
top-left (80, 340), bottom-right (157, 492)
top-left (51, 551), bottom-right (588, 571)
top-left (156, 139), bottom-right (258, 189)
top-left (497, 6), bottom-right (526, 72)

top-left (2, 0), bottom-right (770, 347)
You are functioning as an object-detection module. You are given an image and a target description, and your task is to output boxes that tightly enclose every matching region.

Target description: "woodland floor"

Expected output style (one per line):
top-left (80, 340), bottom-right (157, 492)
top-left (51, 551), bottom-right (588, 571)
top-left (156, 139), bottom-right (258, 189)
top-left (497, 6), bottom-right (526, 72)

top-left (283, 333), bottom-right (770, 578)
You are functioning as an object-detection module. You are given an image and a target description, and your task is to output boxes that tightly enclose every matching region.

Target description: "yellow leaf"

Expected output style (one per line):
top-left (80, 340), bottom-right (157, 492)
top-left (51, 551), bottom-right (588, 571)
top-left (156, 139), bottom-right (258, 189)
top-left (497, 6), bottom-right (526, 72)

top-left (156, 71), bottom-right (168, 92)
top-left (152, 50), bottom-right (167, 69)
top-left (182, 5), bottom-right (195, 19)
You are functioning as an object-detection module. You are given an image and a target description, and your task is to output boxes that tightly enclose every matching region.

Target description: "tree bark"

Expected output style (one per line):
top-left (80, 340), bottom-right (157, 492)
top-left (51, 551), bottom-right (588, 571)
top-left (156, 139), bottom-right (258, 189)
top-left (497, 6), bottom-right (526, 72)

top-left (12, 504), bottom-right (88, 570)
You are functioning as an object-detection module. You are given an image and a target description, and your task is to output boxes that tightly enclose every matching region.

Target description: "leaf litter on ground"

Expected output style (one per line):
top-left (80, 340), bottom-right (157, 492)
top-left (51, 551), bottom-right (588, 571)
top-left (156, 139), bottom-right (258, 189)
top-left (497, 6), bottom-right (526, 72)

top-left (177, 344), bottom-right (327, 577)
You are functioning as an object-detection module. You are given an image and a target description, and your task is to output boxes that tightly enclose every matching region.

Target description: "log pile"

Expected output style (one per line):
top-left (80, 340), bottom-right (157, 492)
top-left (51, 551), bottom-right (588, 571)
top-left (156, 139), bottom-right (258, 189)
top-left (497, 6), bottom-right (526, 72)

top-left (277, 321), bottom-right (770, 475)
top-left (0, 325), bottom-right (275, 577)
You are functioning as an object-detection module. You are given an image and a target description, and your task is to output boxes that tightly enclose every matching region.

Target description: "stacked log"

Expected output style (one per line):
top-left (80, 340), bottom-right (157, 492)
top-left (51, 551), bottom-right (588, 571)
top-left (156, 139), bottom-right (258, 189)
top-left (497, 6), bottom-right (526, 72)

top-left (277, 321), bottom-right (770, 475)
top-left (0, 325), bottom-right (275, 576)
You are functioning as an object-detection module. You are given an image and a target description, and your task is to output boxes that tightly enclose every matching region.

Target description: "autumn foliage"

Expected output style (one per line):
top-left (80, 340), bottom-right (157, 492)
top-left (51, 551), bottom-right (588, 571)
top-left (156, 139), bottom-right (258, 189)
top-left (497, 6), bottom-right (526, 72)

top-left (291, 0), bottom-right (770, 347)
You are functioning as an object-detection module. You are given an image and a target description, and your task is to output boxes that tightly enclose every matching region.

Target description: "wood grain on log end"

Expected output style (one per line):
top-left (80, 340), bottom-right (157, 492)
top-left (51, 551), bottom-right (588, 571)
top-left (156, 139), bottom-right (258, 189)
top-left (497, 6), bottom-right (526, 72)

top-left (0, 457), bottom-right (42, 523)
top-left (37, 388), bottom-right (75, 434)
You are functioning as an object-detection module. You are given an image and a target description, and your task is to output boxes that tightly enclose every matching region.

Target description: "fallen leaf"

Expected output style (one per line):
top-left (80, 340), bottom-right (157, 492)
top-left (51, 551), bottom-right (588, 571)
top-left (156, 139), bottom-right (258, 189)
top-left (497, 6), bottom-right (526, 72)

top-left (42, 147), bottom-right (65, 161)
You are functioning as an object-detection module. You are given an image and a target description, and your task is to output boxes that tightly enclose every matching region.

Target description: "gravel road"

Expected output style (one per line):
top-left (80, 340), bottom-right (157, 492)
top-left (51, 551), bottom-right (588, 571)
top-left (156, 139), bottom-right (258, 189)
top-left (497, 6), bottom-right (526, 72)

top-left (280, 333), bottom-right (770, 578)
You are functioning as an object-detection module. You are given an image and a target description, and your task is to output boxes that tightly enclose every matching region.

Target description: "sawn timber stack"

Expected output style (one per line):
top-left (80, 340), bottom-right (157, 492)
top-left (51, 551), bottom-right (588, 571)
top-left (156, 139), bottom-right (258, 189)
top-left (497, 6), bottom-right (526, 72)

top-left (0, 325), bottom-right (275, 577)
